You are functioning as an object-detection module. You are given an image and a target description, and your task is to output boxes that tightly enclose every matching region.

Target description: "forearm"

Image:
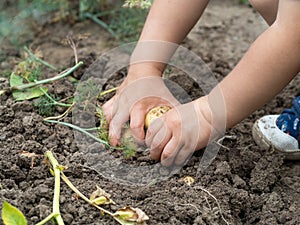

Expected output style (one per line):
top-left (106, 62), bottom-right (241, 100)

top-left (217, 24), bottom-right (300, 128)
top-left (129, 0), bottom-right (209, 75)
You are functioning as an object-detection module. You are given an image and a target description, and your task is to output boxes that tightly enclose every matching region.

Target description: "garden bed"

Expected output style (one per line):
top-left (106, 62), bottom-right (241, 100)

top-left (1, 1), bottom-right (299, 224)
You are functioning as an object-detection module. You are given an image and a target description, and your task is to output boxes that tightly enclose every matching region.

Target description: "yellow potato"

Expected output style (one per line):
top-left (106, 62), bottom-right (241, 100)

top-left (144, 106), bottom-right (171, 129)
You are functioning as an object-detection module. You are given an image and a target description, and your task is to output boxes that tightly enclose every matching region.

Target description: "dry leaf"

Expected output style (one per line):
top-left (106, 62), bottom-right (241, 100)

top-left (20, 150), bottom-right (38, 158)
top-left (90, 185), bottom-right (115, 205)
top-left (114, 206), bottom-right (149, 223)
top-left (19, 150), bottom-right (41, 169)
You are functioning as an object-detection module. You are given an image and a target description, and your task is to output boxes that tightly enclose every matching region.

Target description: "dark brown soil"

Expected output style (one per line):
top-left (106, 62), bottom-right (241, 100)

top-left (1, 1), bottom-right (300, 225)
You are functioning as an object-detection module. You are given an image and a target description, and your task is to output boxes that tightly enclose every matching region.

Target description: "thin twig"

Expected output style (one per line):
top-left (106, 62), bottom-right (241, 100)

top-left (99, 87), bottom-right (118, 97)
top-left (67, 36), bottom-right (78, 64)
top-left (215, 135), bottom-right (237, 151)
top-left (44, 102), bottom-right (75, 121)
top-left (24, 46), bottom-right (58, 71)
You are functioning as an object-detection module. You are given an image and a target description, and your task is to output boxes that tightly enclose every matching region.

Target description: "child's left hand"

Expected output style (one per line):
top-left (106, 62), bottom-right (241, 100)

top-left (145, 98), bottom-right (214, 167)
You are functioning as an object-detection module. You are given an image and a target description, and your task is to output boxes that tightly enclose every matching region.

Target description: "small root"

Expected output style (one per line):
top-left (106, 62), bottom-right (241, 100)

top-left (195, 185), bottom-right (230, 225)
top-left (215, 135), bottom-right (237, 150)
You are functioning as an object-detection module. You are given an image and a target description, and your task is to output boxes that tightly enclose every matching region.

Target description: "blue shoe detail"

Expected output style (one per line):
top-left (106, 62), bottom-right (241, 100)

top-left (276, 96), bottom-right (300, 144)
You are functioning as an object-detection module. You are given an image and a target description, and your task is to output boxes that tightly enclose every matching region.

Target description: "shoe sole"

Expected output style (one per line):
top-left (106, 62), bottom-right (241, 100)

top-left (252, 120), bottom-right (300, 160)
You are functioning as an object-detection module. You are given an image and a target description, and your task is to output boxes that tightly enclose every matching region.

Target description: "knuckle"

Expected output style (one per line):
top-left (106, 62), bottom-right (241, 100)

top-left (130, 121), bottom-right (143, 130)
top-left (151, 136), bottom-right (163, 150)
top-left (168, 117), bottom-right (181, 128)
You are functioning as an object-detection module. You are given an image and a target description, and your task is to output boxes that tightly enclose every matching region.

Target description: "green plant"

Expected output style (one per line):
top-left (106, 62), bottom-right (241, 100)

top-left (239, 0), bottom-right (249, 5)
top-left (45, 103), bottom-right (138, 158)
top-left (34, 95), bottom-right (56, 116)
top-left (0, 0), bottom-right (70, 46)
top-left (1, 0), bottom-right (152, 47)
top-left (123, 0), bottom-right (152, 9)
top-left (0, 47), bottom-right (83, 100)
top-left (107, 7), bottom-right (148, 42)
top-left (8, 50), bottom-right (48, 101)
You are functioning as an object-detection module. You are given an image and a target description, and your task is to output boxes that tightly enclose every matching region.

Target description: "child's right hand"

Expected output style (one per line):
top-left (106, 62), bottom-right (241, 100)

top-left (102, 71), bottom-right (179, 147)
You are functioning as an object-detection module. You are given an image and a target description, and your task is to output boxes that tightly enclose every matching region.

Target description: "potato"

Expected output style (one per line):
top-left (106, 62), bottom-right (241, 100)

top-left (144, 106), bottom-right (171, 129)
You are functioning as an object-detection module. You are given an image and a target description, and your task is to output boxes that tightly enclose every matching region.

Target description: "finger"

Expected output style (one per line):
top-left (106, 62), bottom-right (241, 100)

top-left (149, 126), bottom-right (172, 161)
top-left (102, 97), bottom-right (115, 124)
top-left (109, 112), bottom-right (129, 146)
top-left (129, 106), bottom-right (146, 144)
top-left (145, 117), bottom-right (164, 147)
top-left (160, 137), bottom-right (182, 167)
top-left (174, 143), bottom-right (194, 166)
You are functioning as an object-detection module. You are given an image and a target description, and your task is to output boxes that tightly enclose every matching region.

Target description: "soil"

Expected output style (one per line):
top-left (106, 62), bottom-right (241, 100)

top-left (1, 1), bottom-right (300, 225)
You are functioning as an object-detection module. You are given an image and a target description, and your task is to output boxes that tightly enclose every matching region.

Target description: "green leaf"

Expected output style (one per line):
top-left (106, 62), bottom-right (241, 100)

top-left (12, 87), bottom-right (48, 101)
top-left (2, 201), bottom-right (28, 225)
top-left (10, 72), bottom-right (48, 101)
top-left (9, 72), bottom-right (23, 87)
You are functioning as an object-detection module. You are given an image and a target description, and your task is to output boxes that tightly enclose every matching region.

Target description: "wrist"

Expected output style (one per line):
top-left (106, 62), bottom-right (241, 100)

top-left (127, 62), bottom-right (164, 79)
top-left (193, 96), bottom-right (226, 148)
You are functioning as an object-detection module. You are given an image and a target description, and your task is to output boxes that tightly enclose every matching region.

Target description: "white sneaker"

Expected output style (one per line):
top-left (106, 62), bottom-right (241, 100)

top-left (252, 115), bottom-right (300, 160)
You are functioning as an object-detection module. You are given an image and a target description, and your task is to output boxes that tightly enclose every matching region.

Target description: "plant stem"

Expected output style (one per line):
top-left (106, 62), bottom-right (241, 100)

top-left (11, 61), bottom-right (83, 91)
top-left (35, 213), bottom-right (58, 225)
top-left (60, 172), bottom-right (114, 216)
top-left (43, 151), bottom-right (129, 225)
top-left (24, 46), bottom-right (58, 71)
top-left (40, 88), bottom-right (73, 107)
top-left (60, 172), bottom-right (128, 225)
top-left (84, 13), bottom-right (117, 38)
top-left (44, 103), bottom-right (75, 121)
top-left (45, 119), bottom-right (110, 146)
top-left (44, 119), bottom-right (125, 151)
top-left (99, 87), bottom-right (118, 97)
top-left (83, 127), bottom-right (100, 131)
top-left (44, 151), bottom-right (65, 225)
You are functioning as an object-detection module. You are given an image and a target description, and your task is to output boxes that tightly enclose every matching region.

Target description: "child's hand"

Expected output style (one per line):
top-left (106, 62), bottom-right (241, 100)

top-left (102, 75), bottom-right (179, 146)
top-left (145, 98), bottom-right (214, 167)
